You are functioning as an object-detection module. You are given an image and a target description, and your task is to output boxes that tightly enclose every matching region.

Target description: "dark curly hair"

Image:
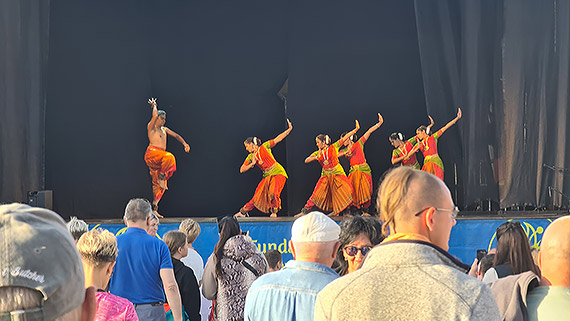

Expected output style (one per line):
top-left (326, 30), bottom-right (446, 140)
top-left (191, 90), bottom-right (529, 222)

top-left (332, 216), bottom-right (384, 276)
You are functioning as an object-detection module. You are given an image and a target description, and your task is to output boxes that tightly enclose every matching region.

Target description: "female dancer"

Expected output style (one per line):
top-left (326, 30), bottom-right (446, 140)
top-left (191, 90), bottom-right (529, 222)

top-left (301, 120), bottom-right (360, 216)
top-left (236, 119), bottom-right (293, 218)
top-left (390, 117), bottom-right (433, 169)
top-left (338, 113), bottom-right (383, 210)
top-left (415, 108), bottom-right (462, 180)
top-left (389, 132), bottom-right (420, 169)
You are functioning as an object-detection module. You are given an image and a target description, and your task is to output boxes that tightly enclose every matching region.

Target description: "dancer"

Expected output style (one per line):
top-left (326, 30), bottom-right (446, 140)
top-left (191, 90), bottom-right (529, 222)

top-left (415, 108), bottom-right (462, 180)
top-left (339, 113), bottom-right (383, 210)
top-left (301, 120), bottom-right (360, 216)
top-left (145, 98), bottom-right (190, 217)
top-left (236, 119), bottom-right (293, 218)
top-left (389, 132), bottom-right (422, 169)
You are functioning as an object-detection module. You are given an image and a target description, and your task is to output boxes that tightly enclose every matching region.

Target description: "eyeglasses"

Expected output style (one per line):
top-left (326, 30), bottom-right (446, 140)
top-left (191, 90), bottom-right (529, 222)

top-left (343, 246), bottom-right (373, 257)
top-left (414, 206), bottom-right (459, 219)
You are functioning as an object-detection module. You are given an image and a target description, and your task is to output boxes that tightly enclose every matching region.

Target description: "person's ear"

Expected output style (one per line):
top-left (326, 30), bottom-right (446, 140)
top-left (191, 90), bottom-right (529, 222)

top-left (424, 207), bottom-right (437, 232)
top-left (537, 251), bottom-right (543, 270)
top-left (289, 240), bottom-right (297, 260)
top-left (80, 286), bottom-right (97, 321)
top-left (107, 261), bottom-right (116, 276)
top-left (123, 217), bottom-right (128, 226)
top-left (332, 241), bottom-right (341, 260)
top-left (146, 215), bottom-right (151, 227)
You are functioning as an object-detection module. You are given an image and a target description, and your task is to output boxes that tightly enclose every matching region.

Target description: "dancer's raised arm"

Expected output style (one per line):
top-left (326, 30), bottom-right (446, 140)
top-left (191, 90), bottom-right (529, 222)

top-left (164, 128), bottom-right (190, 152)
top-left (433, 108), bottom-right (462, 136)
top-left (361, 113), bottom-right (383, 141)
top-left (273, 119), bottom-right (293, 144)
top-left (147, 97), bottom-right (159, 131)
top-left (339, 120), bottom-right (360, 145)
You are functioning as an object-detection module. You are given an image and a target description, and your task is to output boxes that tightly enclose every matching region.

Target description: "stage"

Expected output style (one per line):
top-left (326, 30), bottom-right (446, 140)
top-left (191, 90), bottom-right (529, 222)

top-left (85, 210), bottom-right (567, 267)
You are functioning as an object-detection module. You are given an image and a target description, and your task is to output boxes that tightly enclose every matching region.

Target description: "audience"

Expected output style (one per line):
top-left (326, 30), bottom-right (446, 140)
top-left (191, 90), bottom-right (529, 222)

top-left (478, 254), bottom-right (496, 281)
top-left (179, 218), bottom-right (204, 285)
top-left (179, 218), bottom-right (210, 321)
top-left (109, 198), bottom-right (183, 321)
top-left (244, 211), bottom-right (340, 321)
top-left (264, 249), bottom-right (283, 272)
top-left (202, 216), bottom-right (268, 321)
top-left (147, 213), bottom-right (160, 237)
top-left (490, 215), bottom-right (570, 321)
top-left (68, 216), bottom-right (89, 243)
top-left (314, 167), bottom-right (501, 320)
top-left (163, 231), bottom-right (201, 321)
top-left (77, 228), bottom-right (139, 321)
top-left (0, 203), bottom-right (96, 321)
top-left (482, 221), bottom-right (540, 283)
top-left (333, 216), bottom-right (383, 275)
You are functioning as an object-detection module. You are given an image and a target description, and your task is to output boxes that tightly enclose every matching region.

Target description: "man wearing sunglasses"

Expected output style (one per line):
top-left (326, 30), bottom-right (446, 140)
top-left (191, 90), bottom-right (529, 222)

top-left (244, 211), bottom-right (340, 321)
top-left (315, 167), bottom-right (500, 321)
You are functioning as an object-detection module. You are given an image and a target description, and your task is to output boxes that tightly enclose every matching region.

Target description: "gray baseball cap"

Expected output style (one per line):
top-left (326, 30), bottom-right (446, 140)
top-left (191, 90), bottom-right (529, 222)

top-left (0, 203), bottom-right (85, 320)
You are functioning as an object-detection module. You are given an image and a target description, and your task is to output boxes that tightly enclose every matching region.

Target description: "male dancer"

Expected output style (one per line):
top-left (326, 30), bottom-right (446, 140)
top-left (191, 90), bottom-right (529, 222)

top-left (145, 98), bottom-right (190, 217)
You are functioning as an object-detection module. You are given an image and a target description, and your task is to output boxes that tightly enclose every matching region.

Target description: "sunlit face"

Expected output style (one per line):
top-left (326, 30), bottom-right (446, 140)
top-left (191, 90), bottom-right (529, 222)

top-left (416, 130), bottom-right (428, 140)
top-left (343, 232), bottom-right (373, 274)
top-left (148, 218), bottom-right (159, 237)
top-left (158, 114), bottom-right (166, 126)
top-left (316, 138), bottom-right (326, 150)
top-left (244, 142), bottom-right (257, 153)
top-left (343, 138), bottom-right (354, 147)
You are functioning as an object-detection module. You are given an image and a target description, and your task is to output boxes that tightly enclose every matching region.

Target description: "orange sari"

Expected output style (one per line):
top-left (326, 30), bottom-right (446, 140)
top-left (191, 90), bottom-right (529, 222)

top-left (144, 145), bottom-right (176, 203)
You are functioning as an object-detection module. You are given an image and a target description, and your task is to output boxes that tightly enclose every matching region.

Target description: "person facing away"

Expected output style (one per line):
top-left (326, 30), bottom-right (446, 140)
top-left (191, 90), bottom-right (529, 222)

top-left (315, 167), bottom-right (501, 321)
top-left (264, 249), bottom-right (283, 272)
top-left (109, 198), bottom-right (183, 321)
top-left (489, 215), bottom-right (570, 321)
top-left (244, 211), bottom-right (341, 321)
top-left (77, 228), bottom-right (139, 321)
top-left (67, 216), bottom-right (89, 243)
top-left (163, 231), bottom-right (201, 321)
top-left (0, 203), bottom-right (97, 321)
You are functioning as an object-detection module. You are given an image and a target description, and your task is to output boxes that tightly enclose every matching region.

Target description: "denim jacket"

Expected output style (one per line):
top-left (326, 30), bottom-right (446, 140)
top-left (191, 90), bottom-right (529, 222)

top-left (244, 260), bottom-right (339, 321)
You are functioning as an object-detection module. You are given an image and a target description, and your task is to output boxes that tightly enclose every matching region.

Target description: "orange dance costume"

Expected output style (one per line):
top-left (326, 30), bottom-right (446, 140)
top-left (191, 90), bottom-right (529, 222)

top-left (392, 137), bottom-right (421, 169)
top-left (343, 137), bottom-right (373, 209)
top-left (419, 129), bottom-right (445, 180)
top-left (241, 140), bottom-right (287, 214)
top-left (144, 145), bottom-right (176, 204)
top-left (304, 140), bottom-right (353, 215)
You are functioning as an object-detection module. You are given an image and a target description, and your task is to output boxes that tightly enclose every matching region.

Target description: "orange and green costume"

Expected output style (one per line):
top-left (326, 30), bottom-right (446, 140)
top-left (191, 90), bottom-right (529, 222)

top-left (241, 140), bottom-right (288, 214)
top-left (392, 137), bottom-right (421, 169)
top-left (144, 145), bottom-right (176, 204)
top-left (418, 129), bottom-right (444, 180)
top-left (341, 137), bottom-right (373, 209)
top-left (304, 140), bottom-right (353, 215)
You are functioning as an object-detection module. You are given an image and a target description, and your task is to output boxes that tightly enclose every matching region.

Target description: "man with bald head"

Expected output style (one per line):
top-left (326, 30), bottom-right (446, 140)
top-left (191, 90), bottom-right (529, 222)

top-left (315, 167), bottom-right (500, 321)
top-left (527, 215), bottom-right (570, 320)
top-left (490, 215), bottom-right (570, 320)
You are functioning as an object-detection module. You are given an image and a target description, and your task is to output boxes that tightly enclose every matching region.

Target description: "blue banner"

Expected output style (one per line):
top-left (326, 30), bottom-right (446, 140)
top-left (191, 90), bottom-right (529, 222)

top-left (91, 218), bottom-right (554, 266)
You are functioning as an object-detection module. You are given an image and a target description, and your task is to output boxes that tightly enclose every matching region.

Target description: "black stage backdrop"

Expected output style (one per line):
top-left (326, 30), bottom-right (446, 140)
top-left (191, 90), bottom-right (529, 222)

top-left (3, 1), bottom-right (570, 218)
top-left (0, 0), bottom-right (50, 203)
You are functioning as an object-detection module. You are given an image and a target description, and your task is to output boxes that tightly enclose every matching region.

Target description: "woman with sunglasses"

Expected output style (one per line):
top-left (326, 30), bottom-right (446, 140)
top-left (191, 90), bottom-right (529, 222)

top-left (333, 216), bottom-right (384, 275)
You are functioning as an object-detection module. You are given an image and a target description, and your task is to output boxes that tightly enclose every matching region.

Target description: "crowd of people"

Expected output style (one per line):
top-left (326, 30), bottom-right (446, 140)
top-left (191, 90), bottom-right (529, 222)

top-left (1, 167), bottom-right (569, 321)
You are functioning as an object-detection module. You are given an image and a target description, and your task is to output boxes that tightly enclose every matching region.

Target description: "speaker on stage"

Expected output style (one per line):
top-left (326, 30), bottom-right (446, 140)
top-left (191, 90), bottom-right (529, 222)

top-left (27, 190), bottom-right (53, 210)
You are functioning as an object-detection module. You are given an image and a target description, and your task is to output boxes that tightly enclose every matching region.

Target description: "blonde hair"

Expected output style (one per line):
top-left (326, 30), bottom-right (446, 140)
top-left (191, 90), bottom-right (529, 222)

top-left (179, 218), bottom-right (201, 243)
top-left (377, 167), bottom-right (441, 236)
top-left (163, 231), bottom-right (187, 256)
top-left (76, 228), bottom-right (118, 268)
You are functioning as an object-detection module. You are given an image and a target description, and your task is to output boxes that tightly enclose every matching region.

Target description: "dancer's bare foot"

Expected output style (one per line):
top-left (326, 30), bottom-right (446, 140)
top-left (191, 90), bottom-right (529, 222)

top-left (153, 210), bottom-right (164, 218)
top-left (158, 179), bottom-right (168, 190)
top-left (270, 213), bottom-right (277, 218)
top-left (362, 212), bottom-right (371, 217)
top-left (234, 212), bottom-right (247, 218)
top-left (294, 212), bottom-right (305, 218)
top-left (327, 212), bottom-right (336, 217)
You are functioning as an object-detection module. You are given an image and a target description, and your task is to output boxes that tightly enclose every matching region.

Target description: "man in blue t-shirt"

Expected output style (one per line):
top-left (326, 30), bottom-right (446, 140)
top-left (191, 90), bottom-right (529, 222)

top-left (109, 198), bottom-right (183, 321)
